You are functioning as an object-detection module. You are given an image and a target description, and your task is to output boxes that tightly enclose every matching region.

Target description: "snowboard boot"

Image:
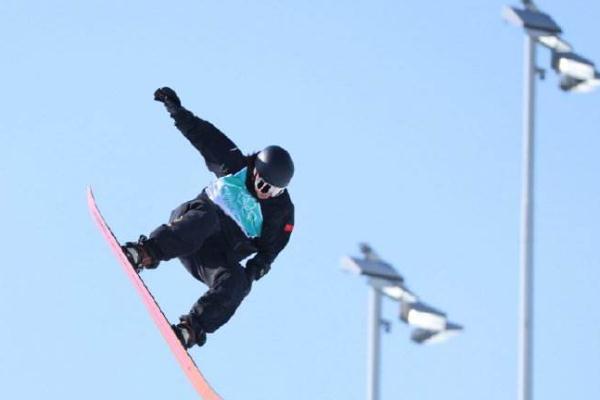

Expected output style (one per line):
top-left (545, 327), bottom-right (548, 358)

top-left (172, 317), bottom-right (207, 349)
top-left (121, 235), bottom-right (160, 273)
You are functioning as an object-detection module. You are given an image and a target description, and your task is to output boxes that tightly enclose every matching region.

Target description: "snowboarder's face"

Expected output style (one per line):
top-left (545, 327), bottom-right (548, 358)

top-left (253, 169), bottom-right (284, 200)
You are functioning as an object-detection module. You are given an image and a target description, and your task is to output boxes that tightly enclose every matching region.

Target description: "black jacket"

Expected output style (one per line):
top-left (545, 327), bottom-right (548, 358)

top-left (171, 107), bottom-right (295, 271)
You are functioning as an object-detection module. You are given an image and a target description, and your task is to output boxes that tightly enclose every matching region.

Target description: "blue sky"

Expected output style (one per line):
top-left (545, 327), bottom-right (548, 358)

top-left (1, 1), bottom-right (599, 399)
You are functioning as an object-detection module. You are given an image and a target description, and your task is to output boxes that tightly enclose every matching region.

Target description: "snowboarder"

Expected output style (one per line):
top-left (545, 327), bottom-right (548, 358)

top-left (121, 87), bottom-right (295, 349)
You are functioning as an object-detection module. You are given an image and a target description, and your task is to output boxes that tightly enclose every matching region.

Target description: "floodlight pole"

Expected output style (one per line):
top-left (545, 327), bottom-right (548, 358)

top-left (519, 30), bottom-right (536, 400)
top-left (367, 285), bottom-right (382, 400)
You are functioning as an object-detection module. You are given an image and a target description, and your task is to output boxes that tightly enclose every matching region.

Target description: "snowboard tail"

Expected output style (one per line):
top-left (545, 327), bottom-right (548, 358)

top-left (87, 187), bottom-right (221, 400)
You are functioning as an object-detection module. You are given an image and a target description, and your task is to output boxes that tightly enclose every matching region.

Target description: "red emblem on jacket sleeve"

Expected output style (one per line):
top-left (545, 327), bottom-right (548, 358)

top-left (284, 224), bottom-right (294, 233)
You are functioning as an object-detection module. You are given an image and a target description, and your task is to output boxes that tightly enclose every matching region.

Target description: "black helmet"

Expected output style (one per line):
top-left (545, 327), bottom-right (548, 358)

top-left (255, 145), bottom-right (294, 188)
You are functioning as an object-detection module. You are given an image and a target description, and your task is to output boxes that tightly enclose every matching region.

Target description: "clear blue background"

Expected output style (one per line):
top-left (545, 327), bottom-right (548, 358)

top-left (1, 1), bottom-right (598, 399)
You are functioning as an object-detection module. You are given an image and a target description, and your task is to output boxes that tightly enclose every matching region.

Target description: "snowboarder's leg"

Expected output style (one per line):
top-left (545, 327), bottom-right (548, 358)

top-left (123, 197), bottom-right (220, 272)
top-left (183, 261), bottom-right (252, 343)
top-left (150, 197), bottom-right (221, 260)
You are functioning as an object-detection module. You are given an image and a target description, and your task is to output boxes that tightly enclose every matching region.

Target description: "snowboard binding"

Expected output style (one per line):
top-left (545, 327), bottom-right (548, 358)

top-left (172, 316), bottom-right (207, 349)
top-left (121, 235), bottom-right (160, 273)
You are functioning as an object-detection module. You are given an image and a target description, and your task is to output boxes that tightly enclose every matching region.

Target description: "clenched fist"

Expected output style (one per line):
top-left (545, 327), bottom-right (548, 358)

top-left (154, 87), bottom-right (181, 114)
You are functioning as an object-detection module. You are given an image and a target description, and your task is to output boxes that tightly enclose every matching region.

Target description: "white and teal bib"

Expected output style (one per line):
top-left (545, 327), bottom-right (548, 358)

top-left (205, 167), bottom-right (263, 238)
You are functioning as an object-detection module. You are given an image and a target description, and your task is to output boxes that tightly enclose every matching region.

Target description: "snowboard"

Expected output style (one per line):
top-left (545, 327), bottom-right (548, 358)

top-left (87, 187), bottom-right (221, 400)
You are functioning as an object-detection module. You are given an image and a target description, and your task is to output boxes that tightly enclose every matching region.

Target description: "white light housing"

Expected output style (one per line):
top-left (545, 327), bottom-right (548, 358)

top-left (573, 77), bottom-right (600, 93)
top-left (560, 73), bottom-right (600, 93)
top-left (400, 301), bottom-right (447, 331)
top-left (379, 283), bottom-right (418, 303)
top-left (553, 51), bottom-right (596, 80)
top-left (537, 35), bottom-right (572, 52)
top-left (411, 322), bottom-right (463, 345)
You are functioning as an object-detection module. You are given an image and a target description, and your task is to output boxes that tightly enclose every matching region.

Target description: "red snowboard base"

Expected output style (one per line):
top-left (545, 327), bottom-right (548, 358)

top-left (87, 187), bottom-right (221, 400)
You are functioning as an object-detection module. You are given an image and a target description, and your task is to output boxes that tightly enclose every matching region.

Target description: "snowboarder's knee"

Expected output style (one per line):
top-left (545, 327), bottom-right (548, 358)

top-left (221, 267), bottom-right (252, 297)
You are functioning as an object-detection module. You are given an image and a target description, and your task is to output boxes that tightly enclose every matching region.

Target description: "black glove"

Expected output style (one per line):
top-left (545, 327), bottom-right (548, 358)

top-left (245, 257), bottom-right (271, 281)
top-left (154, 87), bottom-right (182, 114)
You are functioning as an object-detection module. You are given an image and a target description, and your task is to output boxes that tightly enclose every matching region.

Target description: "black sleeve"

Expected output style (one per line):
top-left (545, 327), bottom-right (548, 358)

top-left (170, 107), bottom-right (246, 177)
top-left (249, 201), bottom-right (295, 269)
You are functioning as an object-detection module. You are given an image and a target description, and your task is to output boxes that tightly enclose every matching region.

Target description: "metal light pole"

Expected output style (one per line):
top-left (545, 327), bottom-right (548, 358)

top-left (519, 32), bottom-right (536, 400)
top-left (504, 3), bottom-right (599, 400)
top-left (342, 244), bottom-right (462, 400)
top-left (367, 286), bottom-right (382, 400)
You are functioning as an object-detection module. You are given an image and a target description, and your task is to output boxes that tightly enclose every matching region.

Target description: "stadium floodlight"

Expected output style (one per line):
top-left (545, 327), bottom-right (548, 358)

top-left (411, 322), bottom-right (464, 345)
top-left (342, 244), bottom-right (462, 400)
top-left (503, 4), bottom-right (599, 400)
top-left (342, 245), bottom-right (420, 303)
top-left (559, 72), bottom-right (600, 93)
top-left (502, 5), bottom-right (572, 52)
top-left (400, 301), bottom-right (447, 331)
top-left (552, 51), bottom-right (596, 81)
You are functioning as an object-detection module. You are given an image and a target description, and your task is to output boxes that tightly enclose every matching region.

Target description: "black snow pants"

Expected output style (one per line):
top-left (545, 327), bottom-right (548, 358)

top-left (148, 193), bottom-right (252, 336)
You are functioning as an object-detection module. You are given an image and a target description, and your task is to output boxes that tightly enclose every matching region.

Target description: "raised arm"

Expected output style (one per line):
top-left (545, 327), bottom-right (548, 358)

top-left (154, 87), bottom-right (246, 178)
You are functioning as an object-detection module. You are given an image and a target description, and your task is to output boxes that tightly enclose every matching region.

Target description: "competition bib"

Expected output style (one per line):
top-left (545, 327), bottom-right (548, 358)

top-left (205, 167), bottom-right (263, 238)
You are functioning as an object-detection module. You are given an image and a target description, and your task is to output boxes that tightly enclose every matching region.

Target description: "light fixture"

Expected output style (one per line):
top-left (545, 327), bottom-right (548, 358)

top-left (503, 4), bottom-right (598, 400)
top-left (559, 72), bottom-right (600, 93)
top-left (411, 322), bottom-right (464, 345)
top-left (400, 301), bottom-right (447, 331)
top-left (537, 35), bottom-right (572, 52)
top-left (380, 283), bottom-right (418, 303)
top-left (342, 243), bottom-right (463, 400)
top-left (502, 6), bottom-right (562, 35)
top-left (552, 51), bottom-right (596, 80)
top-left (341, 256), bottom-right (404, 282)
top-left (502, 6), bottom-right (571, 52)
